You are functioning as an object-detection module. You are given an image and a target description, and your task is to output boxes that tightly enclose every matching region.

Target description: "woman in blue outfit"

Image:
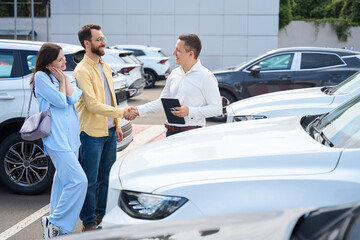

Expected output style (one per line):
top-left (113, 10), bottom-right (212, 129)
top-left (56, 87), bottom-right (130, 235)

top-left (30, 43), bottom-right (87, 238)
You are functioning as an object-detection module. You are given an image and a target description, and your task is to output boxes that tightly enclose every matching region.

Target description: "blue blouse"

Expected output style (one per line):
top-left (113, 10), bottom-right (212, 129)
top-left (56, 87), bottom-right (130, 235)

top-left (34, 71), bottom-right (82, 154)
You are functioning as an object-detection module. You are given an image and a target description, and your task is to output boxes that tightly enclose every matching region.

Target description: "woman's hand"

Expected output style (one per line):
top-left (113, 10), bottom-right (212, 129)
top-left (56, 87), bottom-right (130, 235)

top-left (47, 66), bottom-right (65, 83)
top-left (47, 66), bottom-right (66, 95)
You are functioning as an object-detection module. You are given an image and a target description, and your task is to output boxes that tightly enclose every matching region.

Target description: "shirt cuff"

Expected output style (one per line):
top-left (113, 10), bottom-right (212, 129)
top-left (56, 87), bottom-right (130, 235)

top-left (187, 106), bottom-right (196, 120)
top-left (137, 106), bottom-right (146, 117)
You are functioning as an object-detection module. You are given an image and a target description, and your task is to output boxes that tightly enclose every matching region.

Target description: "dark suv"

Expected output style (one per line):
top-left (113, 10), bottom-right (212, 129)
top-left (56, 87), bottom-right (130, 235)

top-left (0, 40), bottom-right (132, 194)
top-left (214, 47), bottom-right (360, 121)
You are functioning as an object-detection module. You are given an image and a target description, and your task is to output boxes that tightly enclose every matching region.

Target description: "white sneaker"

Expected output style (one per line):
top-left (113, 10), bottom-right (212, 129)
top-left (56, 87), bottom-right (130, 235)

top-left (41, 216), bottom-right (60, 239)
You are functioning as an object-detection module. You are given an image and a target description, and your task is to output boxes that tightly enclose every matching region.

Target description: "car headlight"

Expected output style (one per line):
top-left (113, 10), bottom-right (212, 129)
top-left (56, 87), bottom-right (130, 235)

top-left (233, 115), bottom-right (267, 122)
top-left (119, 190), bottom-right (188, 220)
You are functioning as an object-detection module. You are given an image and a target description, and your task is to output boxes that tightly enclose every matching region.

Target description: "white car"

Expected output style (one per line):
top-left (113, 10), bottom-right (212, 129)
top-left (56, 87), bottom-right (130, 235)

top-left (0, 40), bottom-right (132, 194)
top-left (102, 94), bottom-right (360, 228)
top-left (111, 44), bottom-right (171, 88)
top-left (102, 48), bottom-right (145, 98)
top-left (226, 71), bottom-right (360, 123)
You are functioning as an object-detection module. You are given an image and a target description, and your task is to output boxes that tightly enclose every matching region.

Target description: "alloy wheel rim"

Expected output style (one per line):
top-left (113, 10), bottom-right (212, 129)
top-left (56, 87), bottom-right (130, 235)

top-left (4, 141), bottom-right (48, 187)
top-left (145, 73), bottom-right (154, 87)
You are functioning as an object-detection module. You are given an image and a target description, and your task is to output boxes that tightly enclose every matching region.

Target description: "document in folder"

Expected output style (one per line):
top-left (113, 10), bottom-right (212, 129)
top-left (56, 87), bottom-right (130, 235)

top-left (161, 98), bottom-right (185, 124)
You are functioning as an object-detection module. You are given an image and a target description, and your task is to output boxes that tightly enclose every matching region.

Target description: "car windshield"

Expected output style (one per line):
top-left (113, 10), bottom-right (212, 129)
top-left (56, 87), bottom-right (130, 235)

top-left (310, 95), bottom-right (360, 148)
top-left (330, 72), bottom-right (360, 95)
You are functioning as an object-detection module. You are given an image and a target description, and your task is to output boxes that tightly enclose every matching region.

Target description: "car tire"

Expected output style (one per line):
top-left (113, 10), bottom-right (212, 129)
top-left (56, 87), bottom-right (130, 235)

top-left (210, 90), bottom-right (236, 122)
top-left (144, 70), bottom-right (157, 88)
top-left (0, 132), bottom-right (54, 195)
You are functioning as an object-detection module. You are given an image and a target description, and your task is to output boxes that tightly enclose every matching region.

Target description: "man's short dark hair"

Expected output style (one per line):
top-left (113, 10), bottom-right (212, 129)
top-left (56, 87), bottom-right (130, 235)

top-left (178, 33), bottom-right (202, 59)
top-left (78, 24), bottom-right (102, 48)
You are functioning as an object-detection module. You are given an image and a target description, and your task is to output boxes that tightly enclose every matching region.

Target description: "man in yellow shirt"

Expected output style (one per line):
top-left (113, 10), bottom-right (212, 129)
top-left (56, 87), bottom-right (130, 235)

top-left (73, 24), bottom-right (133, 231)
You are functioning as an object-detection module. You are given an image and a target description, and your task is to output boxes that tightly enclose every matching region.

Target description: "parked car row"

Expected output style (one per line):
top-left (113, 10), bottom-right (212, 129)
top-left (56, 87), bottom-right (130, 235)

top-left (0, 39), bottom-right (133, 194)
top-left (111, 44), bottom-right (171, 88)
top-left (227, 70), bottom-right (360, 123)
top-left (213, 46), bottom-right (360, 121)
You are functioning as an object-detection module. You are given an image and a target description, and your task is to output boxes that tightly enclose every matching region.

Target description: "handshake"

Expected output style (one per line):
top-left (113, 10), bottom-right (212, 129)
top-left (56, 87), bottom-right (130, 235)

top-left (124, 106), bottom-right (139, 121)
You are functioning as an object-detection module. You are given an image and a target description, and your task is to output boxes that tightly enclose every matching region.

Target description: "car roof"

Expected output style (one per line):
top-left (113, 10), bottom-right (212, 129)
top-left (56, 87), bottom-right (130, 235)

top-left (112, 44), bottom-right (162, 51)
top-left (105, 48), bottom-right (134, 55)
top-left (0, 39), bottom-right (84, 54)
top-left (268, 46), bottom-right (360, 56)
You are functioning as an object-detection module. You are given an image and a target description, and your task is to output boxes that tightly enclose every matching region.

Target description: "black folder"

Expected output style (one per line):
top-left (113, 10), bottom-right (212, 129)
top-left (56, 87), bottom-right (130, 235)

top-left (161, 98), bottom-right (185, 124)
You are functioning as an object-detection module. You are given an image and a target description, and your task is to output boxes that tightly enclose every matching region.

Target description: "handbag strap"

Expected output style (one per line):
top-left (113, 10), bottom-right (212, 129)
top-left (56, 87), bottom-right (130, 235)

top-left (26, 80), bottom-right (51, 118)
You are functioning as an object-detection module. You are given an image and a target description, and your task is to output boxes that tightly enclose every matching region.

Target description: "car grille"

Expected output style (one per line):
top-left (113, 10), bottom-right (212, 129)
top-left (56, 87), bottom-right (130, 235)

top-left (115, 90), bottom-right (127, 105)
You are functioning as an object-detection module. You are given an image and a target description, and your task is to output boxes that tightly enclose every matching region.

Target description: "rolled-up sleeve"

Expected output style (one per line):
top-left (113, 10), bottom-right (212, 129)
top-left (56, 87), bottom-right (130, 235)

top-left (74, 69), bottom-right (124, 118)
top-left (35, 71), bottom-right (67, 108)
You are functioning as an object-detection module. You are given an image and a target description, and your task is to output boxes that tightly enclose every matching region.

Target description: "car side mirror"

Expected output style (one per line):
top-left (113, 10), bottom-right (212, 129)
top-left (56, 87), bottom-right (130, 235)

top-left (248, 65), bottom-right (260, 77)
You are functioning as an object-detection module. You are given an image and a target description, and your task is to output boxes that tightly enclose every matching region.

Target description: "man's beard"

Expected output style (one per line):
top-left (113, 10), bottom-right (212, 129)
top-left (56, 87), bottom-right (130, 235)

top-left (91, 44), bottom-right (105, 56)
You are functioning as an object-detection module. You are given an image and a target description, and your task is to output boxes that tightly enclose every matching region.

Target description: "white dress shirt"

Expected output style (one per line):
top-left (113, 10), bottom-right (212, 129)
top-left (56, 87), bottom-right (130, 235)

top-left (137, 60), bottom-right (222, 127)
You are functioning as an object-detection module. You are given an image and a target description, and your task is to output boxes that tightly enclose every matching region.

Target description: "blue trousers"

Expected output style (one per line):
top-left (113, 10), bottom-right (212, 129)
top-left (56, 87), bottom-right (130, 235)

top-left (79, 128), bottom-right (117, 227)
top-left (46, 148), bottom-right (87, 234)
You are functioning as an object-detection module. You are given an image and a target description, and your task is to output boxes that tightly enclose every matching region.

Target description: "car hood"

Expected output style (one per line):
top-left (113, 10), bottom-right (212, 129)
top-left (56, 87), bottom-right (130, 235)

top-left (227, 87), bottom-right (334, 116)
top-left (119, 117), bottom-right (342, 192)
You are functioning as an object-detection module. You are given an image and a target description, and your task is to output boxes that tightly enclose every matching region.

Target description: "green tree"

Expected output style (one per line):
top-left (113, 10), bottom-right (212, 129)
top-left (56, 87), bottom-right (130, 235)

top-left (279, 0), bottom-right (292, 29)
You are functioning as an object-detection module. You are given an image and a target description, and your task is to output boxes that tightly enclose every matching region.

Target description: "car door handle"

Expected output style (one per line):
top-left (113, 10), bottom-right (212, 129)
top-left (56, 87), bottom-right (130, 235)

top-left (329, 74), bottom-right (342, 79)
top-left (0, 93), bottom-right (15, 100)
top-left (279, 75), bottom-right (291, 80)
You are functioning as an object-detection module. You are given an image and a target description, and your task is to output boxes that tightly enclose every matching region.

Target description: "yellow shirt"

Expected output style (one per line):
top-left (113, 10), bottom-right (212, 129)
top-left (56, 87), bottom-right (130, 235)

top-left (73, 55), bottom-right (124, 137)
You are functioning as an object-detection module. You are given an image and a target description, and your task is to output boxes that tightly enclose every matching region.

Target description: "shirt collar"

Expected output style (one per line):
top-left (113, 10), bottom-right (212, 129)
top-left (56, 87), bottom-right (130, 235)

top-left (180, 59), bottom-right (202, 75)
top-left (83, 54), bottom-right (105, 67)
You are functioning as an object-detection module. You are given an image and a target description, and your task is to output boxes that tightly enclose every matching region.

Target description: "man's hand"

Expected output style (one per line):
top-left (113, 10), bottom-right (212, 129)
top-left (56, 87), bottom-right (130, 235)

top-left (124, 106), bottom-right (139, 120)
top-left (171, 104), bottom-right (189, 118)
top-left (116, 128), bottom-right (123, 142)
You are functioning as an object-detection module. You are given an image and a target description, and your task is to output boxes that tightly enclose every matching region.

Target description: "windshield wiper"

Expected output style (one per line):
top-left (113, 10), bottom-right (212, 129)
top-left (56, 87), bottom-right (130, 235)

top-left (313, 126), bottom-right (334, 147)
top-left (306, 113), bottom-right (329, 133)
top-left (321, 86), bottom-right (336, 95)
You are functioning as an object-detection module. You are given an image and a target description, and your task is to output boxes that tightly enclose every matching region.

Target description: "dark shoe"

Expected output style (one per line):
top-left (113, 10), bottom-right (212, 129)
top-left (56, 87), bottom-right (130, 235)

top-left (95, 216), bottom-right (103, 226)
top-left (82, 225), bottom-right (97, 232)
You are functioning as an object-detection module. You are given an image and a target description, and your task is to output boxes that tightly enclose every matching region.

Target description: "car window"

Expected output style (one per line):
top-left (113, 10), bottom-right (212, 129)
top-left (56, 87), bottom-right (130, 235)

top-left (64, 53), bottom-right (80, 71)
top-left (331, 72), bottom-right (360, 95)
top-left (125, 49), bottom-right (145, 57)
top-left (119, 53), bottom-right (136, 64)
top-left (19, 50), bottom-right (38, 75)
top-left (0, 51), bottom-right (15, 78)
top-left (128, 54), bottom-right (142, 64)
top-left (158, 50), bottom-right (167, 57)
top-left (256, 53), bottom-right (294, 71)
top-left (318, 95), bottom-right (360, 148)
top-left (301, 53), bottom-right (344, 69)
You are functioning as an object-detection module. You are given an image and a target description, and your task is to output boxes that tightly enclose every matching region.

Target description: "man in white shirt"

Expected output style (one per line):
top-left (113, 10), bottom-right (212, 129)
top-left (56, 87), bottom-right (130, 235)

top-left (130, 33), bottom-right (222, 137)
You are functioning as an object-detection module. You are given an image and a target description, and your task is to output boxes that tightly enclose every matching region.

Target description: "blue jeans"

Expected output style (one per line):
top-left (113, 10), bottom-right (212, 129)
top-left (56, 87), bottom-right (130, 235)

top-left (79, 128), bottom-right (116, 227)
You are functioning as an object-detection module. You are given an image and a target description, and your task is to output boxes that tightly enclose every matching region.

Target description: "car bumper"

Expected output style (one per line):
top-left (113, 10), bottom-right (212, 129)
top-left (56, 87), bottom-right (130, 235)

top-left (158, 68), bottom-right (171, 80)
top-left (127, 78), bottom-right (146, 98)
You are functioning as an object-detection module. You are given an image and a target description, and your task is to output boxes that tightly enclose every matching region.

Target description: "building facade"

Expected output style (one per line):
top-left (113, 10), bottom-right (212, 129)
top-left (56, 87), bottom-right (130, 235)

top-left (50, 0), bottom-right (279, 70)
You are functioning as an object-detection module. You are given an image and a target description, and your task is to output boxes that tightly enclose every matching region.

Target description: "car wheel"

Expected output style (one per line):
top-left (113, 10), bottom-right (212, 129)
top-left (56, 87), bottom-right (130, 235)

top-left (144, 70), bottom-right (157, 88)
top-left (0, 132), bottom-right (54, 195)
top-left (210, 90), bottom-right (236, 122)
